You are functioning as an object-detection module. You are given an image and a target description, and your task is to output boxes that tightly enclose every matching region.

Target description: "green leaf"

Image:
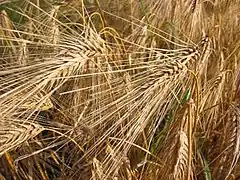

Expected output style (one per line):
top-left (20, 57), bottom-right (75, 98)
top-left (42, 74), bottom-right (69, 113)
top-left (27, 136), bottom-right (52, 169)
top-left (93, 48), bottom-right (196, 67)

top-left (181, 89), bottom-right (191, 105)
top-left (202, 155), bottom-right (212, 180)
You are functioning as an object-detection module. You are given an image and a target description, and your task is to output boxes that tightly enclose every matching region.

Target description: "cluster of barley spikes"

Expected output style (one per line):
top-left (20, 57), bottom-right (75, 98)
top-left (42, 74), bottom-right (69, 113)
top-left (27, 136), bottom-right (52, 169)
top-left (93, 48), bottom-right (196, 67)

top-left (0, 0), bottom-right (240, 179)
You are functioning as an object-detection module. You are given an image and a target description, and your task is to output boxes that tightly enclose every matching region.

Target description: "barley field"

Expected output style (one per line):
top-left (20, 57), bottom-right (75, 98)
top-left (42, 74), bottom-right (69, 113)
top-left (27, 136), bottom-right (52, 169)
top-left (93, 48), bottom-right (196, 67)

top-left (0, 0), bottom-right (240, 179)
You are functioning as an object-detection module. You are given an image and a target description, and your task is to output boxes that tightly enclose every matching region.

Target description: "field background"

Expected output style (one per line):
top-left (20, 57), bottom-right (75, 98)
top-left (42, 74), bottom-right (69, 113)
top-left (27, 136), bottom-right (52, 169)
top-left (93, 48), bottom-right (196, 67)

top-left (0, 0), bottom-right (240, 179)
